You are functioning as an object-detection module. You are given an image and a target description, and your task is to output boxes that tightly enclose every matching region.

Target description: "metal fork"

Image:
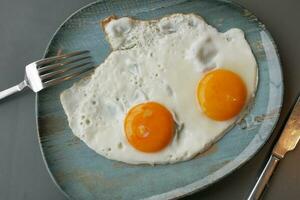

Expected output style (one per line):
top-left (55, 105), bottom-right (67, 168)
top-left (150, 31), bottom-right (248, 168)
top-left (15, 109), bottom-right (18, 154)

top-left (0, 50), bottom-right (94, 101)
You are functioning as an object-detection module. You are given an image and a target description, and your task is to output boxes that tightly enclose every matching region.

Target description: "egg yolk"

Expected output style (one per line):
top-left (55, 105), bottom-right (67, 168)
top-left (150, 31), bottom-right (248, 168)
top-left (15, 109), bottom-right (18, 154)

top-left (197, 69), bottom-right (247, 121)
top-left (124, 102), bottom-right (174, 153)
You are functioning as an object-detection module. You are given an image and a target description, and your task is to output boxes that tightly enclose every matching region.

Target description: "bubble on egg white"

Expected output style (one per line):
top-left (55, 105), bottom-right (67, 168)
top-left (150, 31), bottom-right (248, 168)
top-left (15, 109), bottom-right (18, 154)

top-left (117, 142), bottom-right (123, 149)
top-left (165, 84), bottom-right (174, 97)
top-left (159, 22), bottom-right (177, 34)
top-left (185, 36), bottom-right (218, 72)
top-left (183, 152), bottom-right (188, 157)
top-left (128, 64), bottom-right (140, 76)
top-left (197, 38), bottom-right (217, 66)
top-left (85, 119), bottom-right (91, 126)
top-left (226, 36), bottom-right (232, 42)
top-left (188, 19), bottom-right (197, 27)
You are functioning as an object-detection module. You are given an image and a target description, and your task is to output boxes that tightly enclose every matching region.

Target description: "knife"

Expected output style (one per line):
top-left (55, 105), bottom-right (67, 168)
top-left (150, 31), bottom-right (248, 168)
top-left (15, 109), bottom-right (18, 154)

top-left (247, 95), bottom-right (300, 200)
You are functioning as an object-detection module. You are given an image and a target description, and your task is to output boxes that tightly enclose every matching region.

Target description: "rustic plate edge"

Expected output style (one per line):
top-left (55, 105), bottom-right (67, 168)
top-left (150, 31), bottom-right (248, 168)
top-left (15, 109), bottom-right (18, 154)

top-left (34, 0), bottom-right (285, 200)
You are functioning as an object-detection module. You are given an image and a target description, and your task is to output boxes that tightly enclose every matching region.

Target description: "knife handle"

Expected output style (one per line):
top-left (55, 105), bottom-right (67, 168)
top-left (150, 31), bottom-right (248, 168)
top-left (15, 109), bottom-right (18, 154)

top-left (247, 155), bottom-right (280, 200)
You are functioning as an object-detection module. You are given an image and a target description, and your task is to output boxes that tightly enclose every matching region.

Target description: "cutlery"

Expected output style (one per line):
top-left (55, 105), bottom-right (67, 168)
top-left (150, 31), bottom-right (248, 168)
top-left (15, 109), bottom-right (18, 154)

top-left (0, 50), bottom-right (94, 101)
top-left (248, 95), bottom-right (300, 200)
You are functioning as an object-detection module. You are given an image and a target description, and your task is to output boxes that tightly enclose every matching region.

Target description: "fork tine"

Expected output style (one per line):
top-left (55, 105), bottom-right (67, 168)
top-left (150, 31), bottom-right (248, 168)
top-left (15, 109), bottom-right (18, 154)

top-left (40, 61), bottom-right (93, 80)
top-left (43, 65), bottom-right (95, 88)
top-left (38, 56), bottom-right (92, 73)
top-left (36, 50), bottom-right (89, 66)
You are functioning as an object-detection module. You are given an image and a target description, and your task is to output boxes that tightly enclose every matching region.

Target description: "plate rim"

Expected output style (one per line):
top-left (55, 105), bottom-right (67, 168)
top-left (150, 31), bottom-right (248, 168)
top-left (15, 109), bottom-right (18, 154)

top-left (35, 0), bottom-right (284, 199)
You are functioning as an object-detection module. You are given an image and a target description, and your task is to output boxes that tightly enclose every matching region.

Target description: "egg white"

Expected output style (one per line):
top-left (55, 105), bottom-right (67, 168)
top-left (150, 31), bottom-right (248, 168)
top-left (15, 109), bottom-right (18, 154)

top-left (60, 14), bottom-right (257, 164)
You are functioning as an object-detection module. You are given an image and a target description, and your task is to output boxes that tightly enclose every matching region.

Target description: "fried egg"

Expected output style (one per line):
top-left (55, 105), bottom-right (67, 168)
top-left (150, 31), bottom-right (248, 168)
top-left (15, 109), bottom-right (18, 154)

top-left (60, 14), bottom-right (257, 164)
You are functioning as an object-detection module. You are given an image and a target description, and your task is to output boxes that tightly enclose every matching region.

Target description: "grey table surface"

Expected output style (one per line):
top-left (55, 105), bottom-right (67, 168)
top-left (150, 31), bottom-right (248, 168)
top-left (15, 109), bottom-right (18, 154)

top-left (0, 0), bottom-right (299, 199)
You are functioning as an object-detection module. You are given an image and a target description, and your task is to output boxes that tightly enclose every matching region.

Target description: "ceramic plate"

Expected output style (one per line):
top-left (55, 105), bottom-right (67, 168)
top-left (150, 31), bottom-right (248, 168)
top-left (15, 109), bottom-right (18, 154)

top-left (37, 0), bottom-right (283, 199)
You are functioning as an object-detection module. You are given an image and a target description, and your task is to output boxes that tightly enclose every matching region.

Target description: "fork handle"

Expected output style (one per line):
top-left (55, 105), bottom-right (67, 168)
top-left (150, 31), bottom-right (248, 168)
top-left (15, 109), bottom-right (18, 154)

top-left (0, 81), bottom-right (27, 101)
top-left (247, 155), bottom-right (281, 200)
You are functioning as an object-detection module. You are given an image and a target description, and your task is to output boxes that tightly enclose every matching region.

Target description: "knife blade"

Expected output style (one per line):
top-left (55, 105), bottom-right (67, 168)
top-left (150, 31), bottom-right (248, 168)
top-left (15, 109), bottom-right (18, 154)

top-left (248, 95), bottom-right (300, 200)
top-left (272, 96), bottom-right (300, 158)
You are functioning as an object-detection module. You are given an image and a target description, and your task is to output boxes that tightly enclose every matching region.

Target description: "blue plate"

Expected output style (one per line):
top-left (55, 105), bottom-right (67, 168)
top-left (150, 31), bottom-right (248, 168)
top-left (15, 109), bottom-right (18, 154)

top-left (37, 0), bottom-right (283, 199)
